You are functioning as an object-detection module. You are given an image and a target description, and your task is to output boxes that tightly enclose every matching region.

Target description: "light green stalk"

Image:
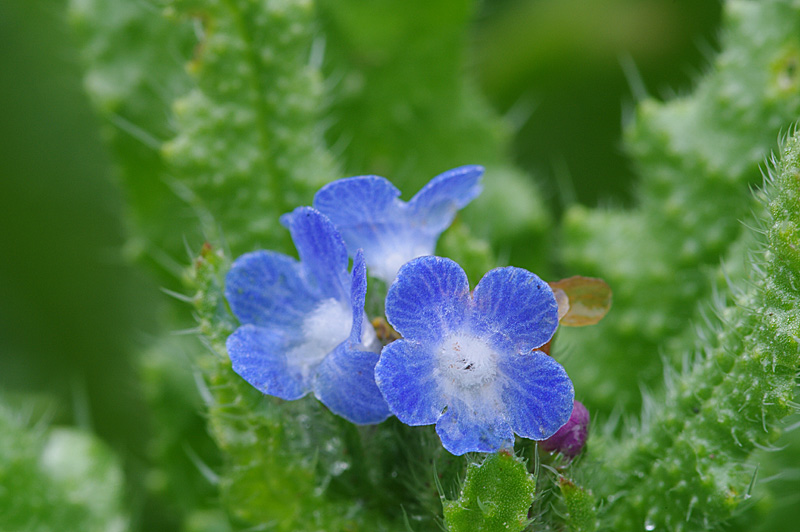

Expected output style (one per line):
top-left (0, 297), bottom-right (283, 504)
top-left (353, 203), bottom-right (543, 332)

top-left (162, 0), bottom-right (337, 255)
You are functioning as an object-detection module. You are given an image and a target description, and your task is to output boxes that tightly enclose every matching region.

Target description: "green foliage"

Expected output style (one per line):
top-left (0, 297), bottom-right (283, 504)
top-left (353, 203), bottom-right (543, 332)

top-left (591, 129), bottom-right (800, 531)
top-left (69, 0), bottom-right (196, 283)
top-left (560, 0), bottom-right (800, 411)
top-left (442, 452), bottom-right (535, 532)
top-left (138, 337), bottom-right (220, 522)
top-left (15, 0), bottom-right (798, 530)
top-left (557, 477), bottom-right (597, 532)
top-left (0, 398), bottom-right (128, 532)
top-left (316, 0), bottom-right (551, 273)
top-left (163, 0), bottom-right (336, 255)
top-left (437, 218), bottom-right (497, 285)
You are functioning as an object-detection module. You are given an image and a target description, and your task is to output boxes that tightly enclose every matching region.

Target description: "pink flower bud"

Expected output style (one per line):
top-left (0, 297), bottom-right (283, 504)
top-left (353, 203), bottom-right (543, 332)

top-left (540, 400), bottom-right (589, 457)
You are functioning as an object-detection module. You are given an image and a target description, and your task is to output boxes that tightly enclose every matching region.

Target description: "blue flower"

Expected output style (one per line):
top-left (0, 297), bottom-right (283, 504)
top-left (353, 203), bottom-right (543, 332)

top-left (374, 256), bottom-right (574, 455)
top-left (313, 165), bottom-right (483, 284)
top-left (224, 207), bottom-right (391, 424)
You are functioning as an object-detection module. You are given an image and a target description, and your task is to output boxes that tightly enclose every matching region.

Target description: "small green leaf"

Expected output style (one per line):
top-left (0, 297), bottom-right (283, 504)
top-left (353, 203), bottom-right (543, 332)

top-left (443, 452), bottom-right (535, 532)
top-left (558, 477), bottom-right (597, 532)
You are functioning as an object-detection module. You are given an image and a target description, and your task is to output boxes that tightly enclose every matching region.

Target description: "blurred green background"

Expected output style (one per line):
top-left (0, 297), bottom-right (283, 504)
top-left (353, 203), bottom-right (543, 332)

top-left (0, 0), bottom-right (721, 528)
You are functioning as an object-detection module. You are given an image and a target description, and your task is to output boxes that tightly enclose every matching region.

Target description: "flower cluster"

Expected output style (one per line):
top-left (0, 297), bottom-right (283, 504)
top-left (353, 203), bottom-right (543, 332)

top-left (225, 165), bottom-right (586, 455)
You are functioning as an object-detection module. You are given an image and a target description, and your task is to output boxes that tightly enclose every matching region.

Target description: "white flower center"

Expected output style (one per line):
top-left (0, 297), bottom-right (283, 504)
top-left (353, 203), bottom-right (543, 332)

top-left (372, 241), bottom-right (432, 283)
top-left (303, 298), bottom-right (352, 348)
top-left (438, 333), bottom-right (498, 390)
top-left (289, 299), bottom-right (352, 378)
top-left (287, 298), bottom-right (379, 381)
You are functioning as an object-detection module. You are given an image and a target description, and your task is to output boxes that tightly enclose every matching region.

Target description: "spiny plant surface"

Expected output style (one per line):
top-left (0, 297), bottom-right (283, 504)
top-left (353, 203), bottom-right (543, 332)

top-left (8, 0), bottom-right (798, 531)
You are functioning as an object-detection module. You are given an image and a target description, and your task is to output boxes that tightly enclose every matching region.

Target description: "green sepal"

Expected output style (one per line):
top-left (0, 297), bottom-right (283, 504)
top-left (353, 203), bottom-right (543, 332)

top-left (558, 477), bottom-right (597, 532)
top-left (443, 451), bottom-right (536, 532)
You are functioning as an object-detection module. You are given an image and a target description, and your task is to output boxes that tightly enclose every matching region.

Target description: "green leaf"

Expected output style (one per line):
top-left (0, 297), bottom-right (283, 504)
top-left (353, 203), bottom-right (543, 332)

top-left (560, 0), bottom-right (800, 412)
top-left (443, 452), bottom-right (536, 532)
top-left (163, 0), bottom-right (337, 255)
top-left (558, 477), bottom-right (597, 532)
top-left (317, 0), bottom-right (551, 273)
top-left (592, 127), bottom-right (800, 531)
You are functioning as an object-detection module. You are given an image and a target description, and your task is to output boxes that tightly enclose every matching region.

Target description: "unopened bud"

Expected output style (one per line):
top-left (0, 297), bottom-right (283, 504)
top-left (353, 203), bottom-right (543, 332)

top-left (540, 400), bottom-right (589, 457)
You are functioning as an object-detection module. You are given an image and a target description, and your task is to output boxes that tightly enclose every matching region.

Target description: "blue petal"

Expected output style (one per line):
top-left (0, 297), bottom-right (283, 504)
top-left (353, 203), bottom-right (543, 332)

top-left (280, 207), bottom-right (350, 302)
top-left (498, 350), bottom-right (574, 440)
top-left (348, 249), bottom-right (367, 344)
top-left (407, 165), bottom-right (483, 234)
top-left (225, 250), bottom-right (316, 330)
top-left (313, 175), bottom-right (402, 254)
top-left (314, 344), bottom-right (391, 424)
top-left (314, 176), bottom-right (423, 282)
top-left (226, 324), bottom-right (307, 400)
top-left (374, 339), bottom-right (444, 426)
top-left (314, 175), bottom-right (401, 227)
top-left (312, 249), bottom-right (391, 424)
top-left (385, 256), bottom-right (470, 343)
top-left (435, 399), bottom-right (515, 455)
top-left (314, 170), bottom-right (482, 284)
top-left (470, 267), bottom-right (559, 353)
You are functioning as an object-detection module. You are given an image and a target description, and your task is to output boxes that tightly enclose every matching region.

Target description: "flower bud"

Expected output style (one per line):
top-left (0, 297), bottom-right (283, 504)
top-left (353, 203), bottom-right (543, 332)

top-left (540, 400), bottom-right (589, 457)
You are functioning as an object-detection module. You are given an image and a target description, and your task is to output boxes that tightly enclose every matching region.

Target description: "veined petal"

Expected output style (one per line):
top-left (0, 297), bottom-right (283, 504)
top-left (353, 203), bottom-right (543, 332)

top-left (226, 324), bottom-right (307, 400)
top-left (385, 256), bottom-right (470, 343)
top-left (498, 350), bottom-right (574, 441)
top-left (374, 339), bottom-right (444, 426)
top-left (313, 175), bottom-right (401, 227)
top-left (313, 176), bottom-right (418, 282)
top-left (314, 344), bottom-right (390, 424)
top-left (315, 176), bottom-right (429, 283)
top-left (280, 207), bottom-right (350, 302)
top-left (362, 227), bottom-right (436, 284)
top-left (407, 165), bottom-right (483, 234)
top-left (225, 250), bottom-right (316, 330)
top-left (313, 176), bottom-right (402, 256)
top-left (435, 398), bottom-right (514, 455)
top-left (470, 267), bottom-right (559, 353)
top-left (314, 170), bottom-right (483, 284)
top-left (348, 249), bottom-right (368, 345)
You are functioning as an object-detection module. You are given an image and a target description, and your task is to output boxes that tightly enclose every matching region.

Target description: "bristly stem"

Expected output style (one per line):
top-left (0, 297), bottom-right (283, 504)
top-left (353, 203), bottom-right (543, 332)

top-left (592, 129), bottom-right (800, 531)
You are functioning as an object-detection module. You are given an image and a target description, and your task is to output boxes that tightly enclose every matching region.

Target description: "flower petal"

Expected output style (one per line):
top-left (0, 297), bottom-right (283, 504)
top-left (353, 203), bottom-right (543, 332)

top-left (348, 249), bottom-right (367, 344)
top-left (407, 165), bottom-right (483, 234)
top-left (225, 250), bottom-right (316, 329)
top-left (385, 256), bottom-right (470, 343)
top-left (313, 344), bottom-right (390, 424)
top-left (313, 175), bottom-right (402, 257)
top-left (470, 267), bottom-right (559, 353)
top-left (280, 207), bottom-right (350, 302)
top-left (313, 171), bottom-right (481, 283)
top-left (226, 324), bottom-right (307, 400)
top-left (374, 339), bottom-right (444, 426)
top-left (313, 175), bottom-right (401, 228)
top-left (435, 399), bottom-right (514, 455)
top-left (498, 350), bottom-right (574, 440)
